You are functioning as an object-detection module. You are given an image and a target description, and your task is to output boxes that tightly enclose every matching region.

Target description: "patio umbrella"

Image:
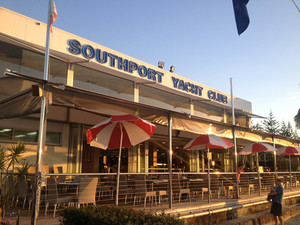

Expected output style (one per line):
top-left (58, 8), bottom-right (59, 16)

top-left (86, 114), bottom-right (156, 205)
top-left (238, 142), bottom-right (277, 195)
top-left (184, 134), bottom-right (234, 203)
top-left (277, 146), bottom-right (300, 189)
top-left (238, 142), bottom-right (277, 155)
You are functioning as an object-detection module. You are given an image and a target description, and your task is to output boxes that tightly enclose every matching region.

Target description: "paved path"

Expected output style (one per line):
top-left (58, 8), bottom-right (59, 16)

top-left (285, 213), bottom-right (300, 225)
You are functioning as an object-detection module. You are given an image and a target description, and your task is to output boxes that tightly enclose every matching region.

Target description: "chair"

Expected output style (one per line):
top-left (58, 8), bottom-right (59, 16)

top-left (15, 177), bottom-right (28, 209)
top-left (53, 166), bottom-right (63, 174)
top-left (45, 177), bottom-right (74, 217)
top-left (118, 175), bottom-right (133, 205)
top-left (156, 175), bottom-right (169, 204)
top-left (201, 187), bottom-right (209, 200)
top-left (249, 184), bottom-right (255, 195)
top-left (7, 175), bottom-right (16, 206)
top-left (98, 176), bottom-right (114, 200)
top-left (226, 186), bottom-right (234, 198)
top-left (133, 175), bottom-right (156, 207)
top-left (210, 175), bottom-right (221, 199)
top-left (74, 177), bottom-right (98, 207)
top-left (172, 174), bottom-right (191, 203)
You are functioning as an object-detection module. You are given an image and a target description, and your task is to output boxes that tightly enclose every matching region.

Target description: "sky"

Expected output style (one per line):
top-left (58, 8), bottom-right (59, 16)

top-left (1, 0), bottom-right (300, 128)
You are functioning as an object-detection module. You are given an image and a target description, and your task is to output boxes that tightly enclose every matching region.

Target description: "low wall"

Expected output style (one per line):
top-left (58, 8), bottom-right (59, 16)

top-left (182, 195), bottom-right (300, 225)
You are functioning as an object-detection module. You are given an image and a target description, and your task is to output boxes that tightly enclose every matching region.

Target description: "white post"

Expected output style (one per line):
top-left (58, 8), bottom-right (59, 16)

top-left (230, 78), bottom-right (239, 198)
top-left (256, 152), bottom-right (261, 196)
top-left (31, 1), bottom-right (52, 224)
top-left (289, 154), bottom-right (292, 190)
top-left (116, 124), bottom-right (123, 205)
top-left (207, 147), bottom-right (211, 203)
top-left (168, 114), bottom-right (173, 209)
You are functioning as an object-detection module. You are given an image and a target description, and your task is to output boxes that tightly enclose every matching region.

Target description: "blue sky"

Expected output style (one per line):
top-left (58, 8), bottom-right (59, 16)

top-left (1, 0), bottom-right (300, 128)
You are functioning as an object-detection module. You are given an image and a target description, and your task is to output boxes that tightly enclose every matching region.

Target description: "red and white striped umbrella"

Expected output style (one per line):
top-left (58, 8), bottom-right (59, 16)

top-left (238, 142), bottom-right (277, 155)
top-left (86, 114), bottom-right (156, 149)
top-left (86, 114), bottom-right (156, 206)
top-left (184, 134), bottom-right (234, 150)
top-left (277, 146), bottom-right (300, 155)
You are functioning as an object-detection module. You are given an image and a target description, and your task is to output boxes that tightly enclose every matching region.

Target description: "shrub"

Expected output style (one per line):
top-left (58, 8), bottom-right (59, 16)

top-left (61, 205), bottom-right (184, 225)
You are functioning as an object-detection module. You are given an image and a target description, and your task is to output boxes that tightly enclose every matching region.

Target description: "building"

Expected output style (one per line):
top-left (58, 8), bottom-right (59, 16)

top-left (0, 7), bottom-right (298, 176)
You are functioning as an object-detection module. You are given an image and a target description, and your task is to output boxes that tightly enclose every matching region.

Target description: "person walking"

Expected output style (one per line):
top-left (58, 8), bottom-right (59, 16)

top-left (268, 179), bottom-right (284, 225)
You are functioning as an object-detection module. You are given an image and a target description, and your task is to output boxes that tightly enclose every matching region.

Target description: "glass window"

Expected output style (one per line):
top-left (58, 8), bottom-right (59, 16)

top-left (21, 50), bottom-right (67, 83)
top-left (0, 41), bottom-right (68, 82)
top-left (46, 132), bottom-right (61, 145)
top-left (194, 101), bottom-right (224, 122)
top-left (226, 112), bottom-right (248, 127)
top-left (139, 85), bottom-right (190, 113)
top-left (0, 41), bottom-right (22, 78)
top-left (73, 65), bottom-right (134, 101)
top-left (14, 130), bottom-right (38, 142)
top-left (0, 128), bottom-right (13, 140)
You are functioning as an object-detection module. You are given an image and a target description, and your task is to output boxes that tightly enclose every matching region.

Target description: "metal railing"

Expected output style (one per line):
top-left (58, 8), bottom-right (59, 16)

top-left (1, 171), bottom-right (300, 223)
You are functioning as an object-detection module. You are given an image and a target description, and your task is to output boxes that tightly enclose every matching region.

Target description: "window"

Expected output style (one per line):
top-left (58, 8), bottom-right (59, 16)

top-left (0, 127), bottom-right (61, 145)
top-left (73, 65), bottom-right (134, 101)
top-left (194, 101), bottom-right (224, 122)
top-left (0, 128), bottom-right (13, 140)
top-left (0, 41), bottom-right (68, 82)
top-left (139, 85), bottom-right (190, 113)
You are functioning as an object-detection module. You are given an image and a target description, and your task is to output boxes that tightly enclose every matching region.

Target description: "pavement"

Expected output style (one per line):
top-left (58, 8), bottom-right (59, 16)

top-left (285, 213), bottom-right (300, 225)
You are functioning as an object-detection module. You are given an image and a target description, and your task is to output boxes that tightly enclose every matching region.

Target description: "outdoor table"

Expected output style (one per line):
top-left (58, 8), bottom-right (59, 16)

top-left (57, 181), bottom-right (80, 195)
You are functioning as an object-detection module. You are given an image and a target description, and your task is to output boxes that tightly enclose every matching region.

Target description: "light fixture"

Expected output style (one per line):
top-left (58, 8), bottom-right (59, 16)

top-left (169, 65), bottom-right (175, 73)
top-left (158, 61), bottom-right (165, 69)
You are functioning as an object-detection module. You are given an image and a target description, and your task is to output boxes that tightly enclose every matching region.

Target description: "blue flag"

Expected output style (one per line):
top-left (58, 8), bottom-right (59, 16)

top-left (232, 0), bottom-right (250, 35)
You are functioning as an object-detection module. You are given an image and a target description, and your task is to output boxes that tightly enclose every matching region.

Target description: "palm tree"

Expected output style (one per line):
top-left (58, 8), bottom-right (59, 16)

top-left (6, 142), bottom-right (26, 172)
top-left (295, 108), bottom-right (300, 129)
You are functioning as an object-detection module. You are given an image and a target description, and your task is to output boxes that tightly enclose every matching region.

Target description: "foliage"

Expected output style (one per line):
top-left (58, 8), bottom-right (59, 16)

top-left (252, 114), bottom-right (299, 139)
top-left (6, 142), bottom-right (26, 171)
top-left (16, 160), bottom-right (31, 181)
top-left (251, 121), bottom-right (264, 131)
top-left (0, 220), bottom-right (12, 225)
top-left (0, 146), bottom-right (6, 173)
top-left (61, 205), bottom-right (184, 225)
top-left (262, 110), bottom-right (280, 134)
top-left (295, 108), bottom-right (300, 129)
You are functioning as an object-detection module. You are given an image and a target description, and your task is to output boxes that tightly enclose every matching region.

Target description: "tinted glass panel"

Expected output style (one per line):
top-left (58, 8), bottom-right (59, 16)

top-left (14, 130), bottom-right (38, 142)
top-left (46, 132), bottom-right (61, 145)
top-left (139, 85), bottom-right (190, 113)
top-left (73, 65), bottom-right (134, 101)
top-left (194, 101), bottom-right (224, 122)
top-left (0, 41), bottom-right (22, 78)
top-left (0, 128), bottom-right (13, 140)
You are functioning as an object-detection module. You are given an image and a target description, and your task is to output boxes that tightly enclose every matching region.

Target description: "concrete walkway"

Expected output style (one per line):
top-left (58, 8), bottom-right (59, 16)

top-left (2, 188), bottom-right (300, 224)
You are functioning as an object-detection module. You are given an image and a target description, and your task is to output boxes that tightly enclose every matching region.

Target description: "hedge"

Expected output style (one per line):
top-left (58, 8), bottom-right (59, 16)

top-left (61, 205), bottom-right (184, 225)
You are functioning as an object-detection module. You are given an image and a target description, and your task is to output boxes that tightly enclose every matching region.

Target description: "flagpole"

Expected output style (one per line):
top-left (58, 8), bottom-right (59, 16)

top-left (231, 78), bottom-right (239, 199)
top-left (31, 1), bottom-right (52, 224)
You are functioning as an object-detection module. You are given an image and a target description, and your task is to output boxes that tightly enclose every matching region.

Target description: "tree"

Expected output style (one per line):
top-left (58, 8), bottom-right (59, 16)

top-left (279, 121), bottom-right (288, 136)
top-left (262, 110), bottom-right (280, 134)
top-left (295, 108), bottom-right (300, 129)
top-left (286, 121), bottom-right (294, 137)
top-left (6, 142), bottom-right (26, 172)
top-left (252, 121), bottom-right (264, 131)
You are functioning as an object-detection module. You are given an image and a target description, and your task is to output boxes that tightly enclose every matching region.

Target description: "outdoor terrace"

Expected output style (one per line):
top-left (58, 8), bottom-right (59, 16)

top-left (1, 171), bottom-right (300, 224)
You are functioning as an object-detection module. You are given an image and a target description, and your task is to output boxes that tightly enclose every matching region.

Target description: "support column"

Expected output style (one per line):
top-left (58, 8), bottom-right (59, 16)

top-left (168, 114), bottom-right (173, 209)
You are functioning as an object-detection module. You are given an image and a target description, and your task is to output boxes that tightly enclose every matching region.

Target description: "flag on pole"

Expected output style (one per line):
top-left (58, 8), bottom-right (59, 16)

top-left (232, 0), bottom-right (250, 35)
top-left (50, 0), bottom-right (58, 32)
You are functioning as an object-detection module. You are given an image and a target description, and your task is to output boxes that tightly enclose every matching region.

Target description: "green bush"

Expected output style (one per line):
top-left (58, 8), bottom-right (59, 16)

top-left (61, 205), bottom-right (184, 225)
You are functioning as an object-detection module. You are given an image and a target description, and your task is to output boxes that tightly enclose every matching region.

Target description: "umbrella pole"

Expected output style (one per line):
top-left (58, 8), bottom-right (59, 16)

top-left (289, 154), bottom-right (292, 190)
top-left (207, 147), bottom-right (210, 203)
top-left (272, 138), bottom-right (277, 179)
top-left (116, 124), bottom-right (123, 206)
top-left (256, 152), bottom-right (261, 196)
